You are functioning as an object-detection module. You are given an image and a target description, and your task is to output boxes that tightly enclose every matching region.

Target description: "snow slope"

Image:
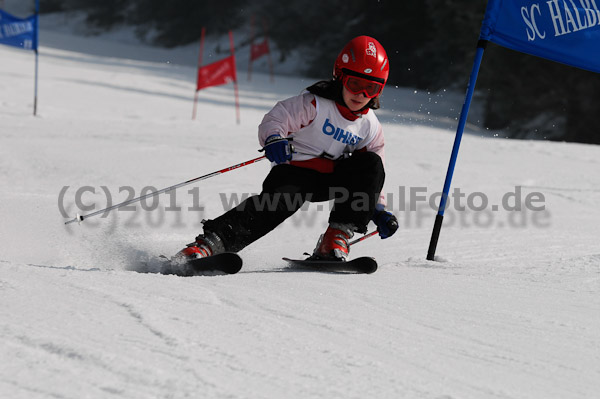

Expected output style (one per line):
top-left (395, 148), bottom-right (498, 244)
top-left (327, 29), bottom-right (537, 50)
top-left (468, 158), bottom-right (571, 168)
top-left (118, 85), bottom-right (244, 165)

top-left (1, 19), bottom-right (599, 399)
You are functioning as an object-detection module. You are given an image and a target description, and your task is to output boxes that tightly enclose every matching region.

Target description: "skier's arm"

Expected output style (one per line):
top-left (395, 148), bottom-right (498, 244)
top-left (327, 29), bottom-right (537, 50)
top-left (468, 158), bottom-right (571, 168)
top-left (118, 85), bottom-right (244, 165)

top-left (258, 93), bottom-right (317, 147)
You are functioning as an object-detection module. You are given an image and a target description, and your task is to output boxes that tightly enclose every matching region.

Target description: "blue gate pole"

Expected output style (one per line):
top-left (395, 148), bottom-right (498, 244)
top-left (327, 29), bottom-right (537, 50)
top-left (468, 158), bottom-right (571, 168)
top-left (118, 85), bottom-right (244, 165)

top-left (426, 40), bottom-right (487, 261)
top-left (33, 0), bottom-right (40, 116)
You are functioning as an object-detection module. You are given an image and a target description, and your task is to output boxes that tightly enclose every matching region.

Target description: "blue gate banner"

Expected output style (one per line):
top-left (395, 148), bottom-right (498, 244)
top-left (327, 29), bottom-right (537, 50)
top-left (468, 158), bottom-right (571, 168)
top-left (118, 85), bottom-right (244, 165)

top-left (0, 9), bottom-right (37, 50)
top-left (480, 0), bottom-right (600, 73)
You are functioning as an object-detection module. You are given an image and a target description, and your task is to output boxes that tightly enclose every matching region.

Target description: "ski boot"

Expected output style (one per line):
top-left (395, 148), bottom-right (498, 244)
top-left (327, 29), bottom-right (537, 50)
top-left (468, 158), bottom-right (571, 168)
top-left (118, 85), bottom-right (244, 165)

top-left (173, 231), bottom-right (225, 264)
top-left (311, 223), bottom-right (355, 261)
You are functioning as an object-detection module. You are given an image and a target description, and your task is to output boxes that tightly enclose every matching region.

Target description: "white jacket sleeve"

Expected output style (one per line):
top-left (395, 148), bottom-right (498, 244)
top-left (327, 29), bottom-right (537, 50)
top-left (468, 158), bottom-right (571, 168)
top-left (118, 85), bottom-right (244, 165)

top-left (362, 122), bottom-right (385, 170)
top-left (258, 93), bottom-right (317, 146)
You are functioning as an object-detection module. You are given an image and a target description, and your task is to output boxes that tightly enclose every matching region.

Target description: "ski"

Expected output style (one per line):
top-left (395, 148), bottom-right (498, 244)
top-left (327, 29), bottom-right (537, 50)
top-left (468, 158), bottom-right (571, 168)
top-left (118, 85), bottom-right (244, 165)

top-left (283, 256), bottom-right (377, 274)
top-left (160, 252), bottom-right (242, 276)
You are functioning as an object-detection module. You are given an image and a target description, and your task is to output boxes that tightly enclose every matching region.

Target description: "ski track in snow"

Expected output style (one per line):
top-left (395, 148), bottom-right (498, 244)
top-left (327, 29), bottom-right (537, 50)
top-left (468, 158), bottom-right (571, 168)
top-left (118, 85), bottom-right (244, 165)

top-left (1, 11), bottom-right (600, 399)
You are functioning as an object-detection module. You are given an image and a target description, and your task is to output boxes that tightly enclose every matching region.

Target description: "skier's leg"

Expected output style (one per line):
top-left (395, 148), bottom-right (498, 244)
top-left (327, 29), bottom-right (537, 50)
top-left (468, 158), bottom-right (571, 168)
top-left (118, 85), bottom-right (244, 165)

top-left (328, 151), bottom-right (385, 232)
top-left (312, 152), bottom-right (385, 260)
top-left (201, 165), bottom-right (323, 252)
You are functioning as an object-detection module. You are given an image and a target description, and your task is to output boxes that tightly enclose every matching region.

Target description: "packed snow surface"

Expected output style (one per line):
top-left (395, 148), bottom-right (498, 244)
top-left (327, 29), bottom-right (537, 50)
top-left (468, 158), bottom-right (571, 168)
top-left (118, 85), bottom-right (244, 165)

top-left (1, 13), bottom-right (599, 399)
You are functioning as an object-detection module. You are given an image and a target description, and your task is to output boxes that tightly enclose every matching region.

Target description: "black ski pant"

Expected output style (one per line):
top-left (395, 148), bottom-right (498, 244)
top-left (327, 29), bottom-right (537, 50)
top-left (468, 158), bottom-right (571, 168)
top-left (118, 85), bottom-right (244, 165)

top-left (202, 151), bottom-right (385, 252)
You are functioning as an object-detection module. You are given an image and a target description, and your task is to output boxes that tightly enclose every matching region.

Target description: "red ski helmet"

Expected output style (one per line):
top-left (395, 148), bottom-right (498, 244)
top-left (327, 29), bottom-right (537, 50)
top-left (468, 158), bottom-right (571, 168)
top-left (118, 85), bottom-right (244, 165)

top-left (333, 36), bottom-right (389, 87)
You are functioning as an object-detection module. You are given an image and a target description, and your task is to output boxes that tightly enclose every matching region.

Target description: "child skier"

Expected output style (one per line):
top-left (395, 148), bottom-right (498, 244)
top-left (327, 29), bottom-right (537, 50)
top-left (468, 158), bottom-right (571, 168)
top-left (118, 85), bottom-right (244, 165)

top-left (176, 35), bottom-right (398, 263)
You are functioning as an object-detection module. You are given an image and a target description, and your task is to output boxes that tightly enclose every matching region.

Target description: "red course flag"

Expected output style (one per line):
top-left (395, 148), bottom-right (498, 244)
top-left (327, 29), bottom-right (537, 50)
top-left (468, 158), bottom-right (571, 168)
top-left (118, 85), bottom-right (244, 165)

top-left (247, 15), bottom-right (274, 82)
top-left (192, 30), bottom-right (240, 124)
top-left (196, 55), bottom-right (237, 90)
top-left (250, 39), bottom-right (270, 61)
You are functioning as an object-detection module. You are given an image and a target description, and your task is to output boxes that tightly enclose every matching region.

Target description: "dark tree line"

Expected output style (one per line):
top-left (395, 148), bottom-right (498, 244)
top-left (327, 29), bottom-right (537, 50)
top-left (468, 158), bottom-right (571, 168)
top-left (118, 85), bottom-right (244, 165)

top-left (40, 0), bottom-right (246, 41)
top-left (38, 0), bottom-right (600, 144)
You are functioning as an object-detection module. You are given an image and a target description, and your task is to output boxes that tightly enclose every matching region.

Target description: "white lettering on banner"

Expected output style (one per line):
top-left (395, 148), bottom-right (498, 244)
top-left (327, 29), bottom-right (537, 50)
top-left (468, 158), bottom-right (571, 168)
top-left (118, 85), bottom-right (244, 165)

top-left (547, 0), bottom-right (567, 34)
top-left (563, 1), bottom-right (581, 32)
top-left (1, 21), bottom-right (33, 38)
top-left (582, 0), bottom-right (599, 25)
top-left (546, 0), bottom-right (600, 37)
top-left (569, 0), bottom-right (589, 28)
top-left (199, 59), bottom-right (233, 85)
top-left (213, 60), bottom-right (231, 80)
top-left (522, 4), bottom-right (546, 40)
top-left (213, 62), bottom-right (229, 79)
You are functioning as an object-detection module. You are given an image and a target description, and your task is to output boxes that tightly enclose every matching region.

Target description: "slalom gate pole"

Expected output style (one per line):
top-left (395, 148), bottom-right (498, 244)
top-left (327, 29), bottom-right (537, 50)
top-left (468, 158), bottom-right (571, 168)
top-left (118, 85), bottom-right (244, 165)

top-left (33, 51), bottom-right (38, 116)
top-left (192, 91), bottom-right (199, 120)
top-left (263, 18), bottom-right (274, 83)
top-left (349, 231), bottom-right (378, 247)
top-left (64, 155), bottom-right (267, 225)
top-left (229, 30), bottom-right (241, 125)
top-left (192, 28), bottom-right (206, 120)
top-left (426, 40), bottom-right (487, 261)
top-left (33, 0), bottom-right (40, 116)
top-left (247, 15), bottom-right (255, 81)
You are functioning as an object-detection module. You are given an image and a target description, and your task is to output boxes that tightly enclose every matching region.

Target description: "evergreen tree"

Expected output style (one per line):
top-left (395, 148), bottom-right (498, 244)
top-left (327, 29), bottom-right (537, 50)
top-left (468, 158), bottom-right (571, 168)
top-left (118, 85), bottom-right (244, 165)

top-left (60, 0), bottom-right (128, 28)
top-left (129, 0), bottom-right (246, 47)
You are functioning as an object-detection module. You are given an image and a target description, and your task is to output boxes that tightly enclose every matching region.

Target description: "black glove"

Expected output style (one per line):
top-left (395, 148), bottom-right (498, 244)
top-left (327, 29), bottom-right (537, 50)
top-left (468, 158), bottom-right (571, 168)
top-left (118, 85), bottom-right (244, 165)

top-left (372, 204), bottom-right (399, 239)
top-left (263, 134), bottom-right (292, 164)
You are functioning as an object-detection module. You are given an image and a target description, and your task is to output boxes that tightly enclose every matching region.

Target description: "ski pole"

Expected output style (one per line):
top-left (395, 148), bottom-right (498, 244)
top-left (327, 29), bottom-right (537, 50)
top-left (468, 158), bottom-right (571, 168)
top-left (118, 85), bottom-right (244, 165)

top-left (348, 230), bottom-right (378, 246)
top-left (64, 155), bottom-right (267, 225)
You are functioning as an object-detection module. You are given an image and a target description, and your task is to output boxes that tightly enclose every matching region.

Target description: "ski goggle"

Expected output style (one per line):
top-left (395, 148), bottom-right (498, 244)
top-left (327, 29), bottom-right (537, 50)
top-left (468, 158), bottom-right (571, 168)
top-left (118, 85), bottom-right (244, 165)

top-left (342, 75), bottom-right (384, 98)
